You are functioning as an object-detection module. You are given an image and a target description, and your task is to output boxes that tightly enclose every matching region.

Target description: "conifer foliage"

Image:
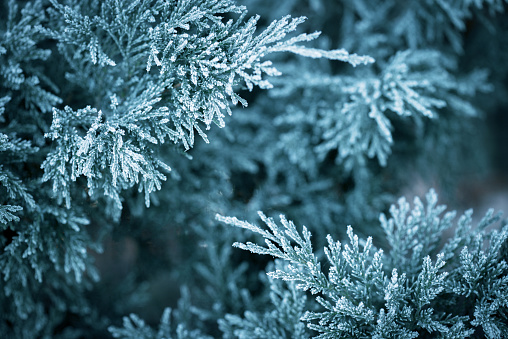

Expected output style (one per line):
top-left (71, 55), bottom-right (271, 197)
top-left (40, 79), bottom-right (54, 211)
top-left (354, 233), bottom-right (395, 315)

top-left (1, 0), bottom-right (507, 337)
top-left (218, 190), bottom-right (508, 338)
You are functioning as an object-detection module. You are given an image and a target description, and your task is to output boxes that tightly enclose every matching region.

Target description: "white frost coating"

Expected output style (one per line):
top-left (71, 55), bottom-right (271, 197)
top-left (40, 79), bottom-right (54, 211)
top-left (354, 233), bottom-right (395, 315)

top-left (282, 46), bottom-right (375, 67)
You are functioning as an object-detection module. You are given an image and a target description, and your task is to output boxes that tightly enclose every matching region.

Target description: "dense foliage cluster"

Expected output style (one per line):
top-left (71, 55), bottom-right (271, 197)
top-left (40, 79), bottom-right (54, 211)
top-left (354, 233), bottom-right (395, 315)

top-left (1, 0), bottom-right (507, 338)
top-left (218, 190), bottom-right (508, 338)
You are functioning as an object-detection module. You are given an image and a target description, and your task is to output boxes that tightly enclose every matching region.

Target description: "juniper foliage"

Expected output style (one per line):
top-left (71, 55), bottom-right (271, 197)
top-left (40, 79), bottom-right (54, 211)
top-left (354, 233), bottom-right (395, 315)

top-left (1, 0), bottom-right (508, 338)
top-left (217, 190), bottom-right (508, 338)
